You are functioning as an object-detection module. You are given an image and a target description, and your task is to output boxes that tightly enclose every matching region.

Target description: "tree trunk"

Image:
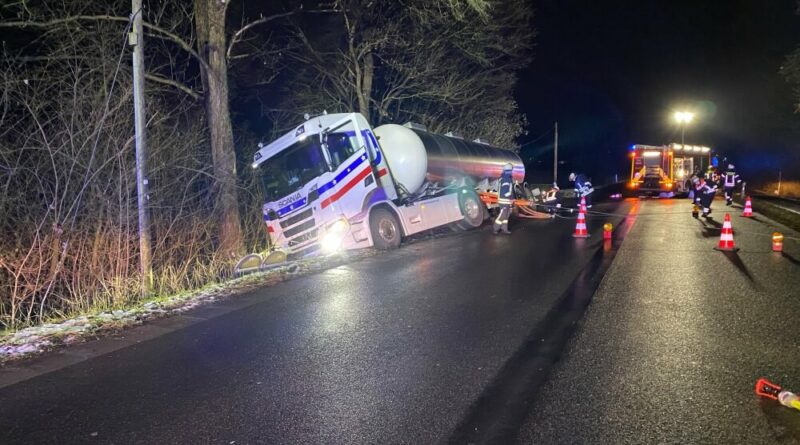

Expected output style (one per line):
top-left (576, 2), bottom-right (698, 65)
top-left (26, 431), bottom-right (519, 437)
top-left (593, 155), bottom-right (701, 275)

top-left (194, 0), bottom-right (243, 258)
top-left (359, 51), bottom-right (374, 120)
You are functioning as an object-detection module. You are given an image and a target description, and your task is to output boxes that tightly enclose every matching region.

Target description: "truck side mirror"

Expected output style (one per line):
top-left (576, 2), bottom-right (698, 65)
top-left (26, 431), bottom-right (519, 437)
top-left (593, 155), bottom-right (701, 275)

top-left (319, 132), bottom-right (334, 172)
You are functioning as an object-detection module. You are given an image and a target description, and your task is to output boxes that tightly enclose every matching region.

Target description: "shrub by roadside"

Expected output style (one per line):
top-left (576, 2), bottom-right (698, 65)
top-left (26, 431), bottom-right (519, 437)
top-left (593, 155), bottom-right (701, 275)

top-left (0, 249), bottom-right (378, 364)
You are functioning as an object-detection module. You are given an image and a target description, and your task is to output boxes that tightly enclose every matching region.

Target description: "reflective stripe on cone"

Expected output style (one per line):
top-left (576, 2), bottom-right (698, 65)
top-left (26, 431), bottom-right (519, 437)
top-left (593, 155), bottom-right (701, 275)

top-left (714, 213), bottom-right (739, 252)
top-left (572, 209), bottom-right (590, 238)
top-left (742, 196), bottom-right (753, 217)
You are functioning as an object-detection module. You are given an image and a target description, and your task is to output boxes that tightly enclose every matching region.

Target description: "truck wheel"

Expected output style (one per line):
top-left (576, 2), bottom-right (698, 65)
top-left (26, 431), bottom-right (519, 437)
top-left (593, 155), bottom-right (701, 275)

top-left (454, 190), bottom-right (484, 230)
top-left (370, 208), bottom-right (401, 249)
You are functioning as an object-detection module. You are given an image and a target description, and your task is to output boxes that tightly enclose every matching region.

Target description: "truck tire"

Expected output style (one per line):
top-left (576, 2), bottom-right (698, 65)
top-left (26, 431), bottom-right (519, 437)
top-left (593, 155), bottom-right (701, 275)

top-left (370, 208), bottom-right (402, 249)
top-left (454, 190), bottom-right (484, 230)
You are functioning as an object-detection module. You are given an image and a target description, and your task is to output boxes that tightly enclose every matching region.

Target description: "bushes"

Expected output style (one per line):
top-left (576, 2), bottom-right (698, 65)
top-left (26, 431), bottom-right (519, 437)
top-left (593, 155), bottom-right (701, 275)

top-left (0, 22), bottom-right (266, 330)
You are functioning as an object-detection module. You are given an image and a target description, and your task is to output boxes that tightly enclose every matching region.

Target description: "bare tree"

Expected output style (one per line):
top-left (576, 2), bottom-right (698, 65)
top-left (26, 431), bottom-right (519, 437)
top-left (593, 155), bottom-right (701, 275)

top-left (278, 0), bottom-right (533, 148)
top-left (0, 0), bottom-right (295, 258)
top-left (0, 2), bottom-right (273, 328)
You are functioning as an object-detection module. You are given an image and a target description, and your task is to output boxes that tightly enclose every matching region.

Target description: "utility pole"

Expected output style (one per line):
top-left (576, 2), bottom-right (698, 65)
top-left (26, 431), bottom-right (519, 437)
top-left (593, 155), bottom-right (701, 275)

top-left (130, 0), bottom-right (152, 296)
top-left (553, 121), bottom-right (558, 184)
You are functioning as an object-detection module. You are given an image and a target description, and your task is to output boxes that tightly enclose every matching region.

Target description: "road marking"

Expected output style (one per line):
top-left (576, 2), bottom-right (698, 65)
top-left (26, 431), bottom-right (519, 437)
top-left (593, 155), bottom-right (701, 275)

top-left (771, 203), bottom-right (800, 215)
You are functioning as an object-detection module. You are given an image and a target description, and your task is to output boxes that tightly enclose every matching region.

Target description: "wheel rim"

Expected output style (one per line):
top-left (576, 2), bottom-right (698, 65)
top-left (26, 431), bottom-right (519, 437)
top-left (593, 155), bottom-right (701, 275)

top-left (378, 218), bottom-right (397, 242)
top-left (464, 196), bottom-right (481, 220)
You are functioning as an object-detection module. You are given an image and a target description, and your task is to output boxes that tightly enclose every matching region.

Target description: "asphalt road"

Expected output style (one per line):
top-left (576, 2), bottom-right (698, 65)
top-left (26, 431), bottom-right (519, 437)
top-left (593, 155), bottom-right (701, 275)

top-left (0, 200), bottom-right (632, 444)
top-left (517, 198), bottom-right (800, 444)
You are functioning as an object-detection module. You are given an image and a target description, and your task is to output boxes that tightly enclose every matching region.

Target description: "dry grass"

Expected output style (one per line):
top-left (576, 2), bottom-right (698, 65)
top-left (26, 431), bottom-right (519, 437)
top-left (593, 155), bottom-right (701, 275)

top-left (755, 181), bottom-right (800, 199)
top-left (0, 20), bottom-right (269, 331)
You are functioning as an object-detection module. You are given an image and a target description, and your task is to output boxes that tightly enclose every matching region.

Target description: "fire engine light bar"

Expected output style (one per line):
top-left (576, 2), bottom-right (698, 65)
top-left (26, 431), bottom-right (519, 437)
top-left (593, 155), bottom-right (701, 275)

top-left (670, 143), bottom-right (711, 153)
top-left (642, 151), bottom-right (661, 157)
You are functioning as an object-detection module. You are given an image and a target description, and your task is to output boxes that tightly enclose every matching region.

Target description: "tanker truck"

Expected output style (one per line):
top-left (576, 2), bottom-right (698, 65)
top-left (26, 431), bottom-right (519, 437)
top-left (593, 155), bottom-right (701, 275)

top-left (251, 112), bottom-right (524, 257)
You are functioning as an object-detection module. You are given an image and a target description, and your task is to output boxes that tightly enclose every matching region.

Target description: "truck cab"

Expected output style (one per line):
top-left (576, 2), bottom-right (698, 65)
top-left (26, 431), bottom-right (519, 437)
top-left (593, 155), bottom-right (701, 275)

top-left (253, 113), bottom-right (396, 256)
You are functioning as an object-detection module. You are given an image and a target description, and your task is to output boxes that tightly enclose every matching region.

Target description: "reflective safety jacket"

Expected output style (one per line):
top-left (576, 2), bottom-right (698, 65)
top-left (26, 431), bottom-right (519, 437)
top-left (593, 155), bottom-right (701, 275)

top-left (699, 181), bottom-right (717, 196)
top-left (497, 172), bottom-right (514, 205)
top-left (573, 174), bottom-right (594, 196)
top-left (723, 171), bottom-right (741, 188)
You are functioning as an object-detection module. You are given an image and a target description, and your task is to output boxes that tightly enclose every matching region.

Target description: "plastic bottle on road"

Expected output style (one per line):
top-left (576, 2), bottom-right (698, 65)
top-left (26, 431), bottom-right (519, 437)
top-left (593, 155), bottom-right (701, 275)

top-left (778, 391), bottom-right (800, 411)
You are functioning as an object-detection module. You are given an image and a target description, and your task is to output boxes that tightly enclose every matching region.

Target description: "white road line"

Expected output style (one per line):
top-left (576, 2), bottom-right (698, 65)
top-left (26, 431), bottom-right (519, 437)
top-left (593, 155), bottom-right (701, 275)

top-left (771, 203), bottom-right (800, 215)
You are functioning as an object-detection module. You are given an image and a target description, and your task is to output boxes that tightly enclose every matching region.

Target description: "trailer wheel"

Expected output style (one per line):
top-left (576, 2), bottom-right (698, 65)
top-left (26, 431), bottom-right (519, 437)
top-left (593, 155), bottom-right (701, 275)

top-left (370, 208), bottom-right (401, 249)
top-left (454, 190), bottom-right (484, 230)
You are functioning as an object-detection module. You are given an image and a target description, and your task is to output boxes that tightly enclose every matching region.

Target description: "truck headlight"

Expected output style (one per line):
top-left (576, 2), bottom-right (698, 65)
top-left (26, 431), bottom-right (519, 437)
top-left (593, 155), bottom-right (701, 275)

top-left (320, 217), bottom-right (349, 254)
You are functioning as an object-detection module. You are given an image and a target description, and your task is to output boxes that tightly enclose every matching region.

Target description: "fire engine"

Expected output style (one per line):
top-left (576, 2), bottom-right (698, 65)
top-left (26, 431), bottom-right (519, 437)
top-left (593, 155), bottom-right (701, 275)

top-left (628, 143), bottom-right (713, 195)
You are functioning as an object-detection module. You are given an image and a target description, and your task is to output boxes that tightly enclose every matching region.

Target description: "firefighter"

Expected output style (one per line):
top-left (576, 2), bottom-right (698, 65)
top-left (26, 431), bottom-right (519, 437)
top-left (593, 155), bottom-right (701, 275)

top-left (689, 171), bottom-right (700, 203)
top-left (693, 176), bottom-right (704, 201)
top-left (569, 172), bottom-right (594, 208)
top-left (697, 175), bottom-right (718, 218)
top-left (543, 182), bottom-right (561, 217)
top-left (707, 166), bottom-right (721, 189)
top-left (690, 175), bottom-right (702, 217)
top-left (722, 164), bottom-right (742, 206)
top-left (493, 163), bottom-right (514, 234)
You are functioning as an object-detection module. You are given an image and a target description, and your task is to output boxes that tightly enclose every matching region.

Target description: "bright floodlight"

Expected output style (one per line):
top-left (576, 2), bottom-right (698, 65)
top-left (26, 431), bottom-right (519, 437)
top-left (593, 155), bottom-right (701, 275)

top-left (674, 111), bottom-right (694, 124)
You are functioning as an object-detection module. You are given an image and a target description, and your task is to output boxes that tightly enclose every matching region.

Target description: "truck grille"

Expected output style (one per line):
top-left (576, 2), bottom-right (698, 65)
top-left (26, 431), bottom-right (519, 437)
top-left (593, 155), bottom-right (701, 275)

top-left (288, 229), bottom-right (318, 248)
top-left (280, 208), bottom-right (313, 228)
top-left (283, 219), bottom-right (316, 238)
top-left (278, 207), bottom-right (318, 254)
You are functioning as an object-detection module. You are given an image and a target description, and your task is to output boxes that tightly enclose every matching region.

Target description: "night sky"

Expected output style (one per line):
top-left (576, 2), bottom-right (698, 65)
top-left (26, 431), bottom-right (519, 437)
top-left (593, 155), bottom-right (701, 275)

top-left (517, 0), bottom-right (800, 184)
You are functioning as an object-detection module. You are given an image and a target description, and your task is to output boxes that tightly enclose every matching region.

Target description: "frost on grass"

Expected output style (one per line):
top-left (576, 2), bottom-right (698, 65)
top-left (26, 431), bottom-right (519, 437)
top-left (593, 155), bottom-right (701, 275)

top-left (0, 250), bottom-right (377, 363)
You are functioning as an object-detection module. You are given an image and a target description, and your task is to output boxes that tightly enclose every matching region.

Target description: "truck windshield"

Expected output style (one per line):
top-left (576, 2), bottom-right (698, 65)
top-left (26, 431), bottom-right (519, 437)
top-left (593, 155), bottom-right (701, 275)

top-left (259, 138), bottom-right (328, 202)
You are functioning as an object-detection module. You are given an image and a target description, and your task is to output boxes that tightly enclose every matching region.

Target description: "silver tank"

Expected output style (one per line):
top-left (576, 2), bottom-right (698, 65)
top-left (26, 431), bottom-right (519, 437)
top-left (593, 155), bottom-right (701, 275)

top-left (373, 124), bottom-right (525, 194)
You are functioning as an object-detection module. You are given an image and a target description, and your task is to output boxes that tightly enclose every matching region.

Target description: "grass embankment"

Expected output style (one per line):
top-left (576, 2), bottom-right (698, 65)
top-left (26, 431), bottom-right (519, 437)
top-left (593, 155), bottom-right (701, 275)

top-left (747, 199), bottom-right (800, 234)
top-left (757, 181), bottom-right (800, 199)
top-left (0, 250), bottom-right (378, 363)
top-left (744, 180), bottom-right (800, 232)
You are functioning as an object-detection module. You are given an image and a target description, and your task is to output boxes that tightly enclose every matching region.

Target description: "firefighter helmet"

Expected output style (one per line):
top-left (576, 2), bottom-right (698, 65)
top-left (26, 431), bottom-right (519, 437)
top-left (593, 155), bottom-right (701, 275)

top-left (728, 164), bottom-right (735, 170)
top-left (503, 163), bottom-right (513, 172)
top-left (568, 172), bottom-right (576, 181)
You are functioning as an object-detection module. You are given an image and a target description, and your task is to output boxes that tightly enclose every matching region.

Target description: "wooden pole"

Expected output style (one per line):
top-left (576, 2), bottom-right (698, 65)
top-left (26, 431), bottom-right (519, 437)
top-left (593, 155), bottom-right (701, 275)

top-left (130, 0), bottom-right (153, 296)
top-left (553, 122), bottom-right (558, 184)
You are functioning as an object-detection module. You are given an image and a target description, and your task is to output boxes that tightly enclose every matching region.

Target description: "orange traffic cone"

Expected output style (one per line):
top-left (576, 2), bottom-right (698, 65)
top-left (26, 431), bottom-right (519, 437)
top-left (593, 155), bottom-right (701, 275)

top-left (714, 213), bottom-right (739, 252)
top-left (573, 208), bottom-right (590, 238)
top-left (580, 196), bottom-right (588, 213)
top-left (773, 232), bottom-right (784, 252)
top-left (742, 196), bottom-right (753, 217)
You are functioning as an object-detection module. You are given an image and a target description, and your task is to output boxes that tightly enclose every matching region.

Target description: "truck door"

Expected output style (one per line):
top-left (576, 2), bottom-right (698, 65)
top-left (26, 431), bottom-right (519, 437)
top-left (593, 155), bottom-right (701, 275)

top-left (319, 116), bottom-right (379, 215)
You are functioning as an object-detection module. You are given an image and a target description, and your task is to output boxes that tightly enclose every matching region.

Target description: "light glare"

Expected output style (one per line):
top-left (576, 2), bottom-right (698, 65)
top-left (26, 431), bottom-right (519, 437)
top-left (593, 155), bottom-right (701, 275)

top-left (674, 111), bottom-right (695, 124)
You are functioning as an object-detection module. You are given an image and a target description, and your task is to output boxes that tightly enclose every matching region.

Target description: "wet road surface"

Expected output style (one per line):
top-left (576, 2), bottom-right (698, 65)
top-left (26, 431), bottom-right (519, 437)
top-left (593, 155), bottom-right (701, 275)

top-left (0, 200), bottom-right (632, 444)
top-left (517, 198), bottom-right (800, 444)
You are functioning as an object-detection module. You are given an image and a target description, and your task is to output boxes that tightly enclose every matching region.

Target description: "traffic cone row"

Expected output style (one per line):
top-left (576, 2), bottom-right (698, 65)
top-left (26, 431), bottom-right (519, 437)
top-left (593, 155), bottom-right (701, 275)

top-left (714, 213), bottom-right (739, 252)
top-left (572, 197), bottom-right (590, 238)
top-left (742, 196), bottom-right (753, 217)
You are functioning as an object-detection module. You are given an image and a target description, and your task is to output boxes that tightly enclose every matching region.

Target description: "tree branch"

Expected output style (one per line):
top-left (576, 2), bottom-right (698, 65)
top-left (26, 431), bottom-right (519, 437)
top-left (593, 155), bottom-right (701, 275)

top-left (0, 15), bottom-right (210, 72)
top-left (226, 10), bottom-right (296, 60)
top-left (144, 73), bottom-right (200, 100)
